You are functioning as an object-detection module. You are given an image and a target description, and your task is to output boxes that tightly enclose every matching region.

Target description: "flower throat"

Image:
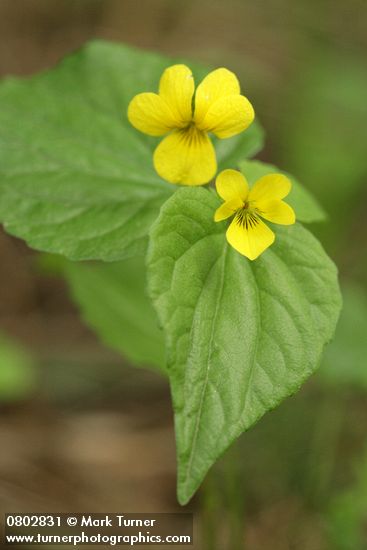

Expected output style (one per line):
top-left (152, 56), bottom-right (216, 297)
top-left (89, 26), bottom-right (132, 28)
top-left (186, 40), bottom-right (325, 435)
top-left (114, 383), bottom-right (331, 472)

top-left (235, 202), bottom-right (260, 229)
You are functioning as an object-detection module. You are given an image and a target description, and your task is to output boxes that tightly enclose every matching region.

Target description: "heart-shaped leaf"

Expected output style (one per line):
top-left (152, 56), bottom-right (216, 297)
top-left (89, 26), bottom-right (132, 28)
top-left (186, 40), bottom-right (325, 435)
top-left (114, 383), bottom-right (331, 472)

top-left (147, 187), bottom-right (341, 504)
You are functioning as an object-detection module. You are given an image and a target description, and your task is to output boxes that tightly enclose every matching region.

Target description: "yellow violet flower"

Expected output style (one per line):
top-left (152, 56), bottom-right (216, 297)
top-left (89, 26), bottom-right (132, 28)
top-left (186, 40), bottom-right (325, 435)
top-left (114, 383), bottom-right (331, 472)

top-left (127, 65), bottom-right (254, 186)
top-left (214, 169), bottom-right (296, 260)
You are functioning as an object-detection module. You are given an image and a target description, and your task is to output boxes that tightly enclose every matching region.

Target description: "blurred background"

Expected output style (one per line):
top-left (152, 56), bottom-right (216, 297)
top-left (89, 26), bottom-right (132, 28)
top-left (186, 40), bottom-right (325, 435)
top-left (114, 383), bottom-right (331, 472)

top-left (0, 1), bottom-right (366, 548)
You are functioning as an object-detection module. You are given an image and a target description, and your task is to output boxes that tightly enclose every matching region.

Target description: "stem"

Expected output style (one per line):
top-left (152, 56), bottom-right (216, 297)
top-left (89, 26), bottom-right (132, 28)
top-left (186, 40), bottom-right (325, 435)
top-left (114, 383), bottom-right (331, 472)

top-left (200, 474), bottom-right (221, 550)
top-left (306, 389), bottom-right (346, 506)
top-left (200, 442), bottom-right (246, 549)
top-left (225, 443), bottom-right (246, 550)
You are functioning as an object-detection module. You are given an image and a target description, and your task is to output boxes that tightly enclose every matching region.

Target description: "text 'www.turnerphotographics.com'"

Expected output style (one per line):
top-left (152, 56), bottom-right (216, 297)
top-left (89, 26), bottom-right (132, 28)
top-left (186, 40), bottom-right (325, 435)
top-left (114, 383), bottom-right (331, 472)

top-left (4, 513), bottom-right (193, 546)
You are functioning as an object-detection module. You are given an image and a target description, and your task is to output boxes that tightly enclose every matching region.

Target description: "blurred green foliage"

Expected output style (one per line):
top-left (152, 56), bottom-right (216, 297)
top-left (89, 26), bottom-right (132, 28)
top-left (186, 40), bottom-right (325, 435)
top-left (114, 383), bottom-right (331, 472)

top-left (0, 333), bottom-right (35, 402)
top-left (319, 285), bottom-right (367, 390)
top-left (280, 49), bottom-right (367, 254)
top-left (328, 445), bottom-right (367, 550)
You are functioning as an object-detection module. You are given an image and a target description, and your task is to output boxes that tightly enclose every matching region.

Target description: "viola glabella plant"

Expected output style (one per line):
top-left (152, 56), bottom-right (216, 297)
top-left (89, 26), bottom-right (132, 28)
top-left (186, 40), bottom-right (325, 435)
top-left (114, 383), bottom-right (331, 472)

top-left (128, 64), bottom-right (254, 185)
top-left (0, 40), bottom-right (342, 505)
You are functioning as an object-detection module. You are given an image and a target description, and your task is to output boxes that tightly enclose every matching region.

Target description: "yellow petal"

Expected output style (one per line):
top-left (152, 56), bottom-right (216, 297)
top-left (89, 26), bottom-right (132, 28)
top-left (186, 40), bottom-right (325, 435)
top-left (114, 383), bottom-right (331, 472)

top-left (226, 215), bottom-right (275, 260)
top-left (216, 169), bottom-right (249, 202)
top-left (194, 68), bottom-right (240, 125)
top-left (153, 127), bottom-right (217, 185)
top-left (249, 173), bottom-right (292, 203)
top-left (127, 93), bottom-right (177, 136)
top-left (258, 199), bottom-right (296, 225)
top-left (198, 94), bottom-right (255, 138)
top-left (159, 64), bottom-right (194, 126)
top-left (214, 198), bottom-right (242, 222)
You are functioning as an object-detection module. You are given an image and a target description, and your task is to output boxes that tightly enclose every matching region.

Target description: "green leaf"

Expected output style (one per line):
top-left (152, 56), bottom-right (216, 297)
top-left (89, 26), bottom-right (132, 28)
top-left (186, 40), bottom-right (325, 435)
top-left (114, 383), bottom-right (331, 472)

top-left (147, 187), bottom-right (341, 504)
top-left (0, 41), bottom-right (172, 261)
top-left (239, 159), bottom-right (326, 223)
top-left (215, 120), bottom-right (264, 169)
top-left (61, 257), bottom-right (166, 371)
top-left (0, 40), bottom-right (263, 261)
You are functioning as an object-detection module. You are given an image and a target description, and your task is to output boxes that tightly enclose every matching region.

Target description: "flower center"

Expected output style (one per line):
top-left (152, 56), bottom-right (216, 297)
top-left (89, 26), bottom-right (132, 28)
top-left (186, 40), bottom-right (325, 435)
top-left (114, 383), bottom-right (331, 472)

top-left (183, 120), bottom-right (198, 132)
top-left (177, 123), bottom-right (206, 144)
top-left (235, 202), bottom-right (260, 229)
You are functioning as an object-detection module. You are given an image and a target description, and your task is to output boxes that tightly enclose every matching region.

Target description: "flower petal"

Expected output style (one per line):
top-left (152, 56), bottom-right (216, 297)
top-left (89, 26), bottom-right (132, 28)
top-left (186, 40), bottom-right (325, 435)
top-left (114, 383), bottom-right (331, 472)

top-left (226, 215), bottom-right (275, 260)
top-left (159, 64), bottom-right (194, 126)
top-left (258, 199), bottom-right (296, 225)
top-left (153, 128), bottom-right (217, 185)
top-left (127, 92), bottom-right (177, 136)
top-left (214, 198), bottom-right (242, 222)
top-left (249, 173), bottom-right (292, 203)
top-left (198, 94), bottom-right (255, 138)
top-left (216, 169), bottom-right (249, 202)
top-left (194, 68), bottom-right (240, 124)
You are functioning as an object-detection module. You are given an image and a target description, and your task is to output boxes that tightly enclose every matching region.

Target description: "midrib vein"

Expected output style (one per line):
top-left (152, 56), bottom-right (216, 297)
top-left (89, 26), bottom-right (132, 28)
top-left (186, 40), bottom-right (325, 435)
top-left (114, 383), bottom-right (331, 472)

top-left (183, 243), bottom-right (228, 489)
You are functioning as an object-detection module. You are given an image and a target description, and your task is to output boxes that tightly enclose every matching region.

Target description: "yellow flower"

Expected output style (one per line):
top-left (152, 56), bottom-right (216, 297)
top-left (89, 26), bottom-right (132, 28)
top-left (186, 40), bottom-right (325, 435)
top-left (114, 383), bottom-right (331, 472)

top-left (214, 169), bottom-right (296, 260)
top-left (127, 65), bottom-right (254, 186)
